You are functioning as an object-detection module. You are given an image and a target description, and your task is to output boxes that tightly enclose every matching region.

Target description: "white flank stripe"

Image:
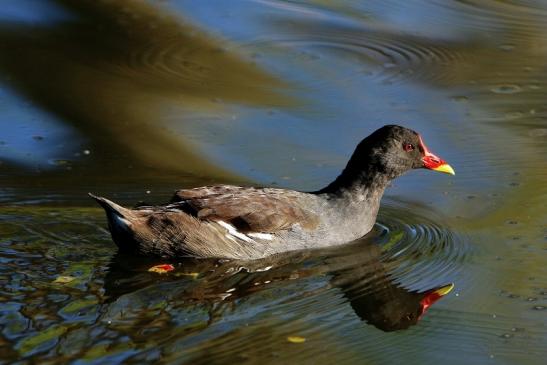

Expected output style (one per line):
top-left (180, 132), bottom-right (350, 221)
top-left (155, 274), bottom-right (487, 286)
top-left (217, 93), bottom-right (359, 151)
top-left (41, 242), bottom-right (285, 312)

top-left (217, 221), bottom-right (254, 243)
top-left (255, 265), bottom-right (273, 272)
top-left (248, 232), bottom-right (273, 240)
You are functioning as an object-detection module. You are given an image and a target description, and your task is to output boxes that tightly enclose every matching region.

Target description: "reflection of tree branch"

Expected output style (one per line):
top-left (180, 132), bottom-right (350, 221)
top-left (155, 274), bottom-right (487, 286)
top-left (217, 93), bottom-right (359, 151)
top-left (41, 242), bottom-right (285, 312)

top-left (0, 0), bottom-right (294, 180)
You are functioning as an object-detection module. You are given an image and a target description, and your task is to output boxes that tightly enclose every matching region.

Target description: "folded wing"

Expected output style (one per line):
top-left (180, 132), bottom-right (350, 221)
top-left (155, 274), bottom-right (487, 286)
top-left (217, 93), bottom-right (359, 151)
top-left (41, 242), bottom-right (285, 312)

top-left (169, 185), bottom-right (319, 234)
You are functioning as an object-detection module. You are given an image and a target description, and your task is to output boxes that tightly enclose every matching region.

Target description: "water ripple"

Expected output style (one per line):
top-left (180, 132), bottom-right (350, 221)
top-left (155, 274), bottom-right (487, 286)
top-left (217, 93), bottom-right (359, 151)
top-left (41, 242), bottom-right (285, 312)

top-left (375, 203), bottom-right (472, 289)
top-left (245, 27), bottom-right (470, 85)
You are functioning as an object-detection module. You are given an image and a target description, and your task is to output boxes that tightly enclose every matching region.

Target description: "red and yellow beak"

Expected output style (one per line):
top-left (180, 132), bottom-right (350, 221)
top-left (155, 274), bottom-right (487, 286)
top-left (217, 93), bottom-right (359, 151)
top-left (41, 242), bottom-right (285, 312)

top-left (419, 283), bottom-right (455, 316)
top-left (419, 135), bottom-right (455, 175)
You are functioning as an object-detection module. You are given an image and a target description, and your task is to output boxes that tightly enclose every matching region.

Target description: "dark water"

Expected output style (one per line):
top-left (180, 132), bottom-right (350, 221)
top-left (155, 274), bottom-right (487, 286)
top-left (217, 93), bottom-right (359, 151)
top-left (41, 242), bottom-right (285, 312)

top-left (0, 1), bottom-right (546, 364)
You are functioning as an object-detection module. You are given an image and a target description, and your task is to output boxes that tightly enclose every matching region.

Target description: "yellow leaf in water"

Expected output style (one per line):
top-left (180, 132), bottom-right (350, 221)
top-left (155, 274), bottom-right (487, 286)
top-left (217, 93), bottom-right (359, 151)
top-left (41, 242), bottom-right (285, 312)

top-left (287, 336), bottom-right (306, 343)
top-left (53, 276), bottom-right (75, 284)
top-left (148, 264), bottom-right (175, 274)
top-left (173, 272), bottom-right (200, 279)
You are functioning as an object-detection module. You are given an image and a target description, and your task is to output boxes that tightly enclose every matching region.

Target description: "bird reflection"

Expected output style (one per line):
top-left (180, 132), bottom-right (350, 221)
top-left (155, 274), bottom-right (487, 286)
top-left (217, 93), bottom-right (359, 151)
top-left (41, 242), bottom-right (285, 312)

top-left (103, 231), bottom-right (453, 332)
top-left (326, 242), bottom-right (453, 331)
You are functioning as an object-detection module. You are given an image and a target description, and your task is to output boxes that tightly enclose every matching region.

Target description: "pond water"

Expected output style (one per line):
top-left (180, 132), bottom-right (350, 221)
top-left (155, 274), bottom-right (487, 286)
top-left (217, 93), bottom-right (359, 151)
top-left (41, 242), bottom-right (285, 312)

top-left (0, 1), bottom-right (546, 364)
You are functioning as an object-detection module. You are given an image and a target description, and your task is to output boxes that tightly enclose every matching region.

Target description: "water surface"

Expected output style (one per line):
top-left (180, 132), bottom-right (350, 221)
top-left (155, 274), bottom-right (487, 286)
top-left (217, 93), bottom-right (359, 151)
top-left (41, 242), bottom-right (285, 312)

top-left (0, 1), bottom-right (546, 364)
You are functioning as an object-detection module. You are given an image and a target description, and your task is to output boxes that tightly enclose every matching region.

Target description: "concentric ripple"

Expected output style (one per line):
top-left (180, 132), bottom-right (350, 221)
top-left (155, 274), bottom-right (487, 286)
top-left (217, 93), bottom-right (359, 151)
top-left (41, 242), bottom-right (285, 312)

top-left (112, 28), bottom-right (290, 103)
top-left (124, 37), bottom-right (215, 86)
top-left (244, 21), bottom-right (471, 85)
top-left (373, 203), bottom-right (472, 289)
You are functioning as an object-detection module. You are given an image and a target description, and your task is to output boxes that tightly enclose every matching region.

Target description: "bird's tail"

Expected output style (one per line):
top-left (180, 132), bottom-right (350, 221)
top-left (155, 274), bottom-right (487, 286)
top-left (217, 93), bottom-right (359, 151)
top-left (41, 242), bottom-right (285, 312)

top-left (89, 193), bottom-right (137, 250)
top-left (89, 193), bottom-right (128, 215)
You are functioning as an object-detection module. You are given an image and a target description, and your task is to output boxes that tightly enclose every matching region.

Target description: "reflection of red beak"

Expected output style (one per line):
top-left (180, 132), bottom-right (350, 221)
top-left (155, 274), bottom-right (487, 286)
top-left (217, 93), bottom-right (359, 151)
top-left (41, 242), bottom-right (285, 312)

top-left (419, 283), bottom-right (454, 318)
top-left (419, 135), bottom-right (455, 175)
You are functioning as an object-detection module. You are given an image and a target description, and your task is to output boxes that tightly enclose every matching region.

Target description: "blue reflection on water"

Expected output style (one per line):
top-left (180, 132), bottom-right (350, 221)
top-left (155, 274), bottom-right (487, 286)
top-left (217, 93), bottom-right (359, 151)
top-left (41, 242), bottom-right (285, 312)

top-left (0, 86), bottom-right (80, 167)
top-left (0, 0), bottom-right (72, 25)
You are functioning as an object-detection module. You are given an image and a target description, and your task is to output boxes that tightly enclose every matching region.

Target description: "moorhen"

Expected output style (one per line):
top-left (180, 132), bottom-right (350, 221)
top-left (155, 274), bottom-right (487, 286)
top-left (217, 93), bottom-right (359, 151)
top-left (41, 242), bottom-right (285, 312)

top-left (92, 125), bottom-right (454, 259)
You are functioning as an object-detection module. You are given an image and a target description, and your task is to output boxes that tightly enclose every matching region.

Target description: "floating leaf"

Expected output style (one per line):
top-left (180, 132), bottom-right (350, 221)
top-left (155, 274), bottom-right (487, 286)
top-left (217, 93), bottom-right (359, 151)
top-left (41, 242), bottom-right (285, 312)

top-left (51, 263), bottom-right (94, 288)
top-left (174, 272), bottom-right (200, 279)
top-left (287, 336), bottom-right (306, 343)
top-left (148, 264), bottom-right (175, 274)
top-left (53, 276), bottom-right (76, 284)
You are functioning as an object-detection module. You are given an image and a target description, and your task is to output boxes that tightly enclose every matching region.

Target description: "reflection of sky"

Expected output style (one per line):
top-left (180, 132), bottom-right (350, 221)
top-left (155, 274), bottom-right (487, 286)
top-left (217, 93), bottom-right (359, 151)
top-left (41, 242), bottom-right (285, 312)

top-left (168, 0), bottom-right (272, 41)
top-left (0, 86), bottom-right (80, 167)
top-left (0, 0), bottom-right (72, 25)
top-left (0, 1), bottom-right (78, 169)
top-left (169, 0), bottom-right (468, 42)
top-left (168, 0), bottom-right (351, 40)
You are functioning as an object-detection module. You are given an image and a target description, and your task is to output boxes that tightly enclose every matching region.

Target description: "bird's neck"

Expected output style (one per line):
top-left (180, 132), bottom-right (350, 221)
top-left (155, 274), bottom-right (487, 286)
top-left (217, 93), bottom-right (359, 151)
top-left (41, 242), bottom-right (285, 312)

top-left (312, 166), bottom-right (390, 239)
top-left (315, 165), bottom-right (391, 207)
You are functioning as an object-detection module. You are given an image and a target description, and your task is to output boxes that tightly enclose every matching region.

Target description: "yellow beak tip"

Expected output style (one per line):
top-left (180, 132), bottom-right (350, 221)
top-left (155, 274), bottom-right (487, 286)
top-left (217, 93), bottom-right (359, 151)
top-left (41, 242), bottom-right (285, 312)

top-left (435, 283), bottom-right (455, 296)
top-left (433, 163), bottom-right (455, 175)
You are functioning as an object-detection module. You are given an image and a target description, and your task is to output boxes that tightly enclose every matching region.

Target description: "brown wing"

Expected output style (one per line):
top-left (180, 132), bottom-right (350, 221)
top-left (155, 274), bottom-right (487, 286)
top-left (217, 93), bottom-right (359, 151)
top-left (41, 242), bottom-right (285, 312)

top-left (169, 185), bottom-right (319, 233)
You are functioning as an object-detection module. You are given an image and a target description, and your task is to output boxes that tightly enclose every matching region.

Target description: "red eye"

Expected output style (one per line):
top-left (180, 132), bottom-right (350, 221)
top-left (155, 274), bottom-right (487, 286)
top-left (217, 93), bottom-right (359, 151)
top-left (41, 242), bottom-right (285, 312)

top-left (403, 143), bottom-right (414, 152)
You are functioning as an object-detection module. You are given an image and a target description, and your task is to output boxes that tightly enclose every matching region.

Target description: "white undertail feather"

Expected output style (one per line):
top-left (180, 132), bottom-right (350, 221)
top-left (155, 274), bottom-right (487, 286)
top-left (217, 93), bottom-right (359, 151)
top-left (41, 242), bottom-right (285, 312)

top-left (89, 193), bottom-right (136, 236)
top-left (113, 215), bottom-right (132, 229)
